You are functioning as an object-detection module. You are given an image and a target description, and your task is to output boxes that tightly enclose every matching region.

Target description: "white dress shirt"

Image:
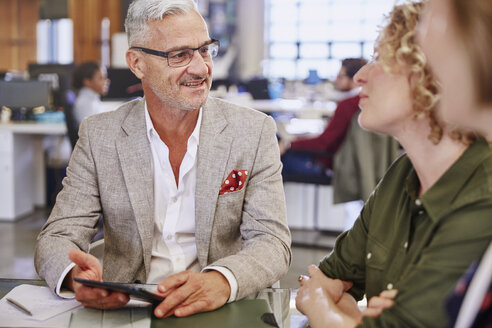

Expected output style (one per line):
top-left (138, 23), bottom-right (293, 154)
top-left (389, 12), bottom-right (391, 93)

top-left (143, 104), bottom-right (237, 303)
top-left (145, 103), bottom-right (202, 283)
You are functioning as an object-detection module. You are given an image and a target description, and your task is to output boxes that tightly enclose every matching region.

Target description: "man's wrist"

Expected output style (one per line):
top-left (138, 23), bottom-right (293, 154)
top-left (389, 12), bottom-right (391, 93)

top-left (63, 268), bottom-right (74, 291)
top-left (208, 270), bottom-right (231, 300)
top-left (202, 266), bottom-right (238, 302)
top-left (55, 262), bottom-right (76, 298)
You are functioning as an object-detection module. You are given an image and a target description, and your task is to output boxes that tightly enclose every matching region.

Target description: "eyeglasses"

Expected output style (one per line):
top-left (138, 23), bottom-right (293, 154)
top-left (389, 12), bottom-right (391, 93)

top-left (130, 39), bottom-right (220, 67)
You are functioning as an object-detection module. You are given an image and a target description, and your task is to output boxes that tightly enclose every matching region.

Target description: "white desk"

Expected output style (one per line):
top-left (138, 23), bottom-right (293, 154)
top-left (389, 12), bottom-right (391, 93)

top-left (249, 98), bottom-right (336, 118)
top-left (0, 122), bottom-right (67, 221)
top-left (100, 100), bottom-right (125, 113)
top-left (220, 95), bottom-right (337, 119)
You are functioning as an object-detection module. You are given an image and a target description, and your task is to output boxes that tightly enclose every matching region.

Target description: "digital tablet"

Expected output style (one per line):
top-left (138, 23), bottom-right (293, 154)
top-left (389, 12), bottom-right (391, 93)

top-left (74, 278), bottom-right (165, 303)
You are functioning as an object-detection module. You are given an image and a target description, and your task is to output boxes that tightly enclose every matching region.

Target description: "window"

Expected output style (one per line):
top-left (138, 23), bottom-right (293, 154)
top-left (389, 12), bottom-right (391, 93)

top-left (265, 0), bottom-right (395, 80)
top-left (37, 19), bottom-right (73, 64)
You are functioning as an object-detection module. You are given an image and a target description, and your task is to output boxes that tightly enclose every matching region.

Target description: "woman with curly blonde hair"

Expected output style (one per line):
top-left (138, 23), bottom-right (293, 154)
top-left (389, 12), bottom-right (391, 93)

top-left (295, 1), bottom-right (492, 327)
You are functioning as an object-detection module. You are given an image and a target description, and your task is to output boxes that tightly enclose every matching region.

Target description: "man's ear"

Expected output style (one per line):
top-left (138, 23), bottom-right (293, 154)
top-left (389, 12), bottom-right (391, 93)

top-left (126, 50), bottom-right (145, 79)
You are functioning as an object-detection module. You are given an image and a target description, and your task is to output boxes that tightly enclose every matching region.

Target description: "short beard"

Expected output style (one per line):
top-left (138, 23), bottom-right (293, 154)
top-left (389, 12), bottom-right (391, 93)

top-left (149, 84), bottom-right (208, 111)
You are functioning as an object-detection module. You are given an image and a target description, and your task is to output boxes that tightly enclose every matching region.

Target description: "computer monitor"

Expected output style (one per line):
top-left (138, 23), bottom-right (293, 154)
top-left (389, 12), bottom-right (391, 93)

top-left (28, 63), bottom-right (75, 107)
top-left (103, 68), bottom-right (143, 100)
top-left (0, 80), bottom-right (51, 109)
top-left (245, 78), bottom-right (271, 100)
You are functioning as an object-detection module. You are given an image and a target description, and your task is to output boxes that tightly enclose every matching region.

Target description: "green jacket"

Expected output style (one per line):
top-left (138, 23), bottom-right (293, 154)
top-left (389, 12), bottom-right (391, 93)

top-left (333, 111), bottom-right (400, 203)
top-left (320, 139), bottom-right (492, 327)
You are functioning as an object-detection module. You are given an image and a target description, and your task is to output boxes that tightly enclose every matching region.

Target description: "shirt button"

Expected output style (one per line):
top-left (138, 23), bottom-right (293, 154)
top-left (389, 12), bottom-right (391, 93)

top-left (166, 235), bottom-right (172, 240)
top-left (404, 241), bottom-right (408, 249)
top-left (387, 283), bottom-right (393, 290)
top-left (418, 210), bottom-right (424, 215)
top-left (415, 199), bottom-right (422, 206)
top-left (367, 252), bottom-right (372, 260)
top-left (172, 198), bottom-right (177, 203)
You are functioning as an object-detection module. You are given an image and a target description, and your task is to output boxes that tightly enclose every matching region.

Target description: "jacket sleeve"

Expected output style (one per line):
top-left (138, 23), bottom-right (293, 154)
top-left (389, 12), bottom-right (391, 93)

top-left (209, 115), bottom-right (292, 299)
top-left (34, 118), bottom-right (102, 292)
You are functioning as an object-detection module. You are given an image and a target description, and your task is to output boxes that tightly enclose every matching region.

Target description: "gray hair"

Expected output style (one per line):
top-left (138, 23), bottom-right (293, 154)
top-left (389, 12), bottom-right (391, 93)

top-left (125, 0), bottom-right (198, 46)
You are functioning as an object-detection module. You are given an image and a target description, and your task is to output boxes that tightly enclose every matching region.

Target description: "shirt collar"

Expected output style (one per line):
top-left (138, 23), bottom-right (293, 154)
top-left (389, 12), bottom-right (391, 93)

top-left (405, 138), bottom-right (492, 222)
top-left (144, 100), bottom-right (202, 146)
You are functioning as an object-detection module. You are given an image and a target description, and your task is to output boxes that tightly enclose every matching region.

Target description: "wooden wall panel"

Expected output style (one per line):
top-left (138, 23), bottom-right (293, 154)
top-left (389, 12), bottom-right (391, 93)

top-left (0, 0), bottom-right (123, 70)
top-left (103, 0), bottom-right (122, 37)
top-left (69, 0), bottom-right (122, 64)
top-left (18, 0), bottom-right (39, 70)
top-left (0, 0), bottom-right (15, 71)
top-left (0, 0), bottom-right (38, 71)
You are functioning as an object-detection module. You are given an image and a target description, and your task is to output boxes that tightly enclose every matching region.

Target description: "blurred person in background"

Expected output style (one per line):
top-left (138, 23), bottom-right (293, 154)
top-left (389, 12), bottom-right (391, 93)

top-left (280, 58), bottom-right (367, 174)
top-left (72, 61), bottom-right (110, 126)
top-left (295, 1), bottom-right (492, 326)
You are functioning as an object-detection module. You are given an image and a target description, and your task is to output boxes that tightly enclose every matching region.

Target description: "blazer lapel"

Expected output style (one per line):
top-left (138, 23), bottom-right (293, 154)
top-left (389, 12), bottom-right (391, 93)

top-left (115, 100), bottom-right (154, 277)
top-left (195, 98), bottom-right (232, 266)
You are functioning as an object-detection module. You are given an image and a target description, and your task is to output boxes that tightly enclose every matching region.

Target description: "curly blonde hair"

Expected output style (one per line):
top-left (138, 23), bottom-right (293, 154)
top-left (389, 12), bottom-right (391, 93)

top-left (375, 1), bottom-right (472, 144)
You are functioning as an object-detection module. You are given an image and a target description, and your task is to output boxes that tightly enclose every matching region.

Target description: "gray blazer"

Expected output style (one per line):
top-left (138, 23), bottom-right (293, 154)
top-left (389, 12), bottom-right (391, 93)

top-left (35, 97), bottom-right (291, 299)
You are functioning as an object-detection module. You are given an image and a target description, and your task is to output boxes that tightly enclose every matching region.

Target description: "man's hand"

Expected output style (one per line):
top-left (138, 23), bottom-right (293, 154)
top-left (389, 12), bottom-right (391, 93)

top-left (67, 249), bottom-right (129, 309)
top-left (362, 289), bottom-right (398, 318)
top-left (153, 270), bottom-right (230, 318)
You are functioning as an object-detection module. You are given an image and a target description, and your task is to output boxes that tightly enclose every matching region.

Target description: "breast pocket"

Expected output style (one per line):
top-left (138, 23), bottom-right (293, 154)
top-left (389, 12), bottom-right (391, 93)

top-left (365, 237), bottom-right (389, 298)
top-left (216, 188), bottom-right (246, 226)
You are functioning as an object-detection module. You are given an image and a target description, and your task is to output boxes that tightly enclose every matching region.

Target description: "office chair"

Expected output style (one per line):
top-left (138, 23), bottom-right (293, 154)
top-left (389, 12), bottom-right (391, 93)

top-left (282, 113), bottom-right (399, 234)
top-left (64, 104), bottom-right (79, 151)
top-left (281, 149), bottom-right (333, 185)
top-left (63, 91), bottom-right (80, 150)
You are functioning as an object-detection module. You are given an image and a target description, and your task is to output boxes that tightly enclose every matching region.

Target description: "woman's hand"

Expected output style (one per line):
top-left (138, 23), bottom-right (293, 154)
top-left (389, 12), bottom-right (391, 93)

top-left (295, 265), bottom-right (360, 328)
top-left (362, 289), bottom-right (398, 318)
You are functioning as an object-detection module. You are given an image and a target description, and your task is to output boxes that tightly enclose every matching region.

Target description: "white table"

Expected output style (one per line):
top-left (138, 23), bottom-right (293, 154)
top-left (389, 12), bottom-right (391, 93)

top-left (219, 94), bottom-right (337, 119)
top-left (0, 122), bottom-right (67, 221)
top-left (248, 98), bottom-right (336, 118)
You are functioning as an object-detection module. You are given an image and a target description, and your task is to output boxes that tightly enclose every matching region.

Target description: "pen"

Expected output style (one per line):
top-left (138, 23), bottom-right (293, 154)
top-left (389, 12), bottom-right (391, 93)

top-left (6, 297), bottom-right (32, 316)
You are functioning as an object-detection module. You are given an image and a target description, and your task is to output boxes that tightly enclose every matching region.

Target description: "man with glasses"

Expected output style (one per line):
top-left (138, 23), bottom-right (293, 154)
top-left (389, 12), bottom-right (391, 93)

top-left (35, 0), bottom-right (291, 318)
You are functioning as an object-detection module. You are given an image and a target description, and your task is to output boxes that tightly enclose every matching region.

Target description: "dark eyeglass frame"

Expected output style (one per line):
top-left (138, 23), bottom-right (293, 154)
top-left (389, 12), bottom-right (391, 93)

top-left (130, 39), bottom-right (220, 67)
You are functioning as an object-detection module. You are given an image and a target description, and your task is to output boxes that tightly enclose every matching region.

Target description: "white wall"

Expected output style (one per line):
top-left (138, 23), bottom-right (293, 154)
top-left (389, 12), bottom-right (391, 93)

top-left (107, 0), bottom-right (265, 78)
top-left (235, 0), bottom-right (265, 80)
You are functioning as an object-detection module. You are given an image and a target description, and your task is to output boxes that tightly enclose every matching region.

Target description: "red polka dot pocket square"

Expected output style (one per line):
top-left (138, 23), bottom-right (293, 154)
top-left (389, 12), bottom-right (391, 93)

top-left (219, 170), bottom-right (248, 195)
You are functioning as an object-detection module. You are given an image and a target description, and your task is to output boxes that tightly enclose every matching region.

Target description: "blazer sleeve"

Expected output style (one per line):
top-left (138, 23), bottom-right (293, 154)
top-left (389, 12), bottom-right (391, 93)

top-left (209, 115), bottom-right (292, 299)
top-left (34, 118), bottom-right (102, 292)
